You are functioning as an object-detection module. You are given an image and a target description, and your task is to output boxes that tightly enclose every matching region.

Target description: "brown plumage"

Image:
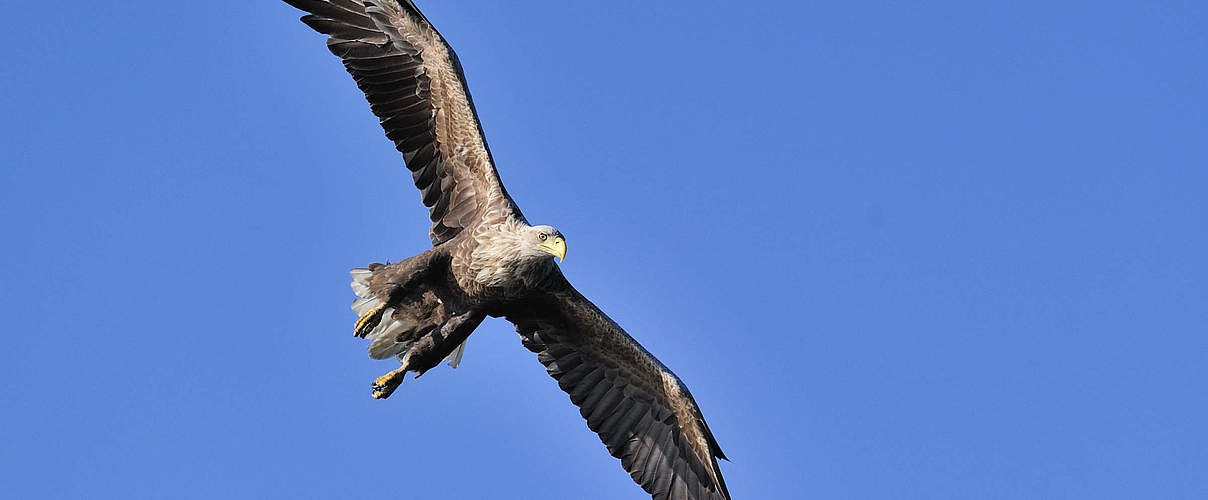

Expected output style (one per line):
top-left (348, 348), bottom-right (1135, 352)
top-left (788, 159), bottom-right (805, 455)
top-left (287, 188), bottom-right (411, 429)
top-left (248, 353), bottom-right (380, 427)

top-left (284, 1), bottom-right (730, 499)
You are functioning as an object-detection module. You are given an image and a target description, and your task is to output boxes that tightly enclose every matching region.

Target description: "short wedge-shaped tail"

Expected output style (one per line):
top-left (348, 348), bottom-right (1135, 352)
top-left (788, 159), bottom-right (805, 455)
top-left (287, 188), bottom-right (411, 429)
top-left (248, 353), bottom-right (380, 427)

top-left (350, 267), bottom-right (466, 367)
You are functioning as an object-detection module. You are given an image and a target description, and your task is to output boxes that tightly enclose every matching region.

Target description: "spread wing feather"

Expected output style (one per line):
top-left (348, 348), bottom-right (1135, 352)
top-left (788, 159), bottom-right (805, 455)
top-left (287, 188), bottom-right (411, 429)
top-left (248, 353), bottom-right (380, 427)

top-left (285, 0), bottom-right (522, 244)
top-left (507, 274), bottom-right (730, 500)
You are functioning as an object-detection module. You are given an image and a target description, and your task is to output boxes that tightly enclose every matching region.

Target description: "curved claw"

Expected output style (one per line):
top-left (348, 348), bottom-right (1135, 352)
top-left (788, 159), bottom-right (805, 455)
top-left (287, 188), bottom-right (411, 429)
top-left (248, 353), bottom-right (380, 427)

top-left (354, 302), bottom-right (388, 338)
top-left (371, 367), bottom-right (407, 399)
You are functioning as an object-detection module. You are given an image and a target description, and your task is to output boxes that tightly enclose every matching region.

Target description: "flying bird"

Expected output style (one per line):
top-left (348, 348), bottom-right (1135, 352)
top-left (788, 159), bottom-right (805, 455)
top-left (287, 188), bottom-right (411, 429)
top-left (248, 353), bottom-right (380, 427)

top-left (283, 1), bottom-right (730, 498)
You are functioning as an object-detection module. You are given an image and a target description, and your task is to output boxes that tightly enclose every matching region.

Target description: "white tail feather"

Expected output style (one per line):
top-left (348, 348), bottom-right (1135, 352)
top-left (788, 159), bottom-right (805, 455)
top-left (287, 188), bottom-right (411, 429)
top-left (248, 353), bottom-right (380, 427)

top-left (350, 268), bottom-right (373, 298)
top-left (443, 341), bottom-right (467, 368)
top-left (351, 296), bottom-right (380, 315)
top-left (368, 317), bottom-right (412, 360)
top-left (348, 267), bottom-right (469, 369)
top-left (365, 308), bottom-right (397, 339)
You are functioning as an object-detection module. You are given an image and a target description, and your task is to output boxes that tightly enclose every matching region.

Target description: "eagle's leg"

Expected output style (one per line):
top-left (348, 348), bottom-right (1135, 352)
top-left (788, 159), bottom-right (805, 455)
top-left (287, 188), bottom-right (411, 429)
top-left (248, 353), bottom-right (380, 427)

top-left (406, 309), bottom-right (486, 377)
top-left (352, 249), bottom-right (447, 338)
top-left (369, 308), bottom-right (487, 399)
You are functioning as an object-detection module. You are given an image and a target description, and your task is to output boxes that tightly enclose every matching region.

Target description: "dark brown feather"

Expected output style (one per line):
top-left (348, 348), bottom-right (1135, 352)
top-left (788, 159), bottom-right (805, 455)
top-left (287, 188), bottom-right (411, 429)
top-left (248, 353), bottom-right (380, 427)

top-left (507, 273), bottom-right (730, 500)
top-left (286, 0), bottom-right (523, 245)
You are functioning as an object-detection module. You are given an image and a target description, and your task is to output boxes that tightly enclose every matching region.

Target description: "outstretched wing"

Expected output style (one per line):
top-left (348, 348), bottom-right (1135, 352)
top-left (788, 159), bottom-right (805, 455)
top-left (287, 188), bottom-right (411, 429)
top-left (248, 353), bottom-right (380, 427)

top-left (285, 0), bottom-right (522, 244)
top-left (506, 274), bottom-right (731, 500)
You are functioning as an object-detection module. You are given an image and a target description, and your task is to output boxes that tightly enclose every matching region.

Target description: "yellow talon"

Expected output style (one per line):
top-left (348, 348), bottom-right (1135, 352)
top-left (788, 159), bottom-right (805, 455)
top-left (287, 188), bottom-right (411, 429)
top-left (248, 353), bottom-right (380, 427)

top-left (371, 367), bottom-right (408, 399)
top-left (354, 302), bottom-right (388, 337)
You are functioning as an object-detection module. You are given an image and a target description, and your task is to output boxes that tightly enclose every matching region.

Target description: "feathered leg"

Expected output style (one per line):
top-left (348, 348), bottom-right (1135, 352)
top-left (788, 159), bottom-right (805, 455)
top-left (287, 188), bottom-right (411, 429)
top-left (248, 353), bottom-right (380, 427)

top-left (350, 249), bottom-right (446, 338)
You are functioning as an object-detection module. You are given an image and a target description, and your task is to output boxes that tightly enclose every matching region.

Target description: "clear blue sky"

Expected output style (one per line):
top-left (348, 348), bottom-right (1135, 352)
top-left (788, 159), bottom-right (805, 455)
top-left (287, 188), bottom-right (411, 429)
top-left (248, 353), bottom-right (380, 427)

top-left (2, 1), bottom-right (1205, 498)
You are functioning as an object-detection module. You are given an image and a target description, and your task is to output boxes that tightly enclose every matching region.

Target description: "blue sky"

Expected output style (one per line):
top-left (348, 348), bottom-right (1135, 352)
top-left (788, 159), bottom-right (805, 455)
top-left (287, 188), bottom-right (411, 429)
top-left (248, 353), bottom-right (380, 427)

top-left (2, 1), bottom-right (1205, 498)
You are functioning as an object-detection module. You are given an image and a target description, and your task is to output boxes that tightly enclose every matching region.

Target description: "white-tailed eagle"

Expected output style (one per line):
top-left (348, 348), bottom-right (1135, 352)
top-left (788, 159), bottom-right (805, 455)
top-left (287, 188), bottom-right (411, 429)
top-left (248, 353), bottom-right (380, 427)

top-left (283, 2), bottom-right (730, 498)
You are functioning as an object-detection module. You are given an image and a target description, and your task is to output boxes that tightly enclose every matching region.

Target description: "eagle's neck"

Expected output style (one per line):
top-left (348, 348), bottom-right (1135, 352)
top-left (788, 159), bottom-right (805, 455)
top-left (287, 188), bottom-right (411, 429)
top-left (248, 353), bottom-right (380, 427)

top-left (467, 219), bottom-right (555, 292)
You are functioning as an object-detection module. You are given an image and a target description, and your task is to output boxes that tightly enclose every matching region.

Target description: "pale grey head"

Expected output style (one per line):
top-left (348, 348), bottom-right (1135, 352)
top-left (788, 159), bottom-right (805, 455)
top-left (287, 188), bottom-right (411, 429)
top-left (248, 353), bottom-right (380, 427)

top-left (524, 225), bottom-right (567, 262)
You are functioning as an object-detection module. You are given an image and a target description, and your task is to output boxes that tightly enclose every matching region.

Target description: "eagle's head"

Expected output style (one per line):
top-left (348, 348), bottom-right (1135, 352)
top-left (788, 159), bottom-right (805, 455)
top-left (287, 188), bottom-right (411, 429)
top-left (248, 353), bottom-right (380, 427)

top-left (525, 225), bottom-right (567, 262)
top-left (471, 222), bottom-right (567, 288)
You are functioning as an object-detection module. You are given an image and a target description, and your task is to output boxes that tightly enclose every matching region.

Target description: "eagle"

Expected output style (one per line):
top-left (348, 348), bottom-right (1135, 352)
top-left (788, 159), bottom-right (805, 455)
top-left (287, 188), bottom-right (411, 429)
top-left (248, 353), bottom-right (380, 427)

top-left (283, 2), bottom-right (730, 498)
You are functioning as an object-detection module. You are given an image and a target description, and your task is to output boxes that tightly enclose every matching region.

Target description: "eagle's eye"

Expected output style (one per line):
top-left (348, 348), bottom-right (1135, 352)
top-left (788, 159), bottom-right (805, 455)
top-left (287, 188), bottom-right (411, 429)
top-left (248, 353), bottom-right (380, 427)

top-left (538, 233), bottom-right (548, 242)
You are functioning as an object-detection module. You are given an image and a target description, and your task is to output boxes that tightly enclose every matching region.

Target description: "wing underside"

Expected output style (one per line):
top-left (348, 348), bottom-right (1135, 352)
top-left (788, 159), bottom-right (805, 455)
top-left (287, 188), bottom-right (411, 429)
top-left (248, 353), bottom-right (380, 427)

top-left (507, 277), bottom-right (730, 500)
top-left (286, 0), bottom-right (521, 244)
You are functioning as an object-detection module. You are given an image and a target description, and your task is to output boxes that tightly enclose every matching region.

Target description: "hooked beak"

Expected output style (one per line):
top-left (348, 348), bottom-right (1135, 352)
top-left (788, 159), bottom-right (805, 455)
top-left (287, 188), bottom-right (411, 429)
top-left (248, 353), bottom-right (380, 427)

top-left (539, 236), bottom-right (567, 262)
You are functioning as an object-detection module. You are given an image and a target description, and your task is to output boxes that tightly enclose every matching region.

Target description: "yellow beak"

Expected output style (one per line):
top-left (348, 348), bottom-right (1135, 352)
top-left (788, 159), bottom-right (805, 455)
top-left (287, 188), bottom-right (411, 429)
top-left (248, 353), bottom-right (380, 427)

top-left (539, 236), bottom-right (567, 262)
